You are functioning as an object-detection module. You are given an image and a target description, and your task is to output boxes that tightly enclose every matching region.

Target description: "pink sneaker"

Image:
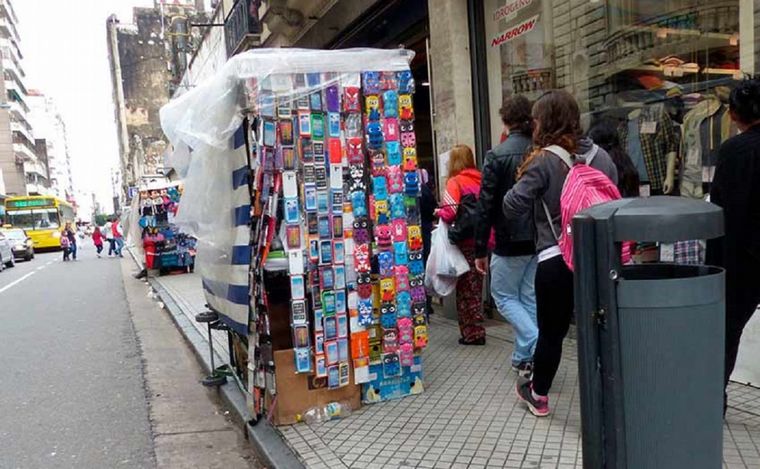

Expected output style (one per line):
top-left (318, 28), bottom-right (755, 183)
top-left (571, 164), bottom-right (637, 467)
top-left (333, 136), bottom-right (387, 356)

top-left (515, 380), bottom-right (550, 417)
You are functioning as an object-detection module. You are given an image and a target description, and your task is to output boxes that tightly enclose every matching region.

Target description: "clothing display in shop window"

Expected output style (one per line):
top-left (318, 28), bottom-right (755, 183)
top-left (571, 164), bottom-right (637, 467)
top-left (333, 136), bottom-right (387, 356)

top-left (680, 92), bottom-right (737, 199)
top-left (618, 105), bottom-right (678, 194)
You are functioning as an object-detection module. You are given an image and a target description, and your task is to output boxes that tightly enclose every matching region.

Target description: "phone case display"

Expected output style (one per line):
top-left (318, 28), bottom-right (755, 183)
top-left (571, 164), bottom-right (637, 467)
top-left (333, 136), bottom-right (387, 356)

top-left (243, 50), bottom-right (427, 413)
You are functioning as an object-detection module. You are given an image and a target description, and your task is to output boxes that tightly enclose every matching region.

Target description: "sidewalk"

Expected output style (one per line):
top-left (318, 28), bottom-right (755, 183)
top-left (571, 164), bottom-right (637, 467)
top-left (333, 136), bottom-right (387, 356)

top-left (151, 272), bottom-right (760, 469)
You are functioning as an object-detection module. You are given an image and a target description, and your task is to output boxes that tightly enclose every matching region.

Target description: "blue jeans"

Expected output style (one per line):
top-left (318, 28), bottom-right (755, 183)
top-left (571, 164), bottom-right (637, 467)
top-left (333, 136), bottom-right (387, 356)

top-left (113, 237), bottom-right (124, 255)
top-left (490, 254), bottom-right (538, 365)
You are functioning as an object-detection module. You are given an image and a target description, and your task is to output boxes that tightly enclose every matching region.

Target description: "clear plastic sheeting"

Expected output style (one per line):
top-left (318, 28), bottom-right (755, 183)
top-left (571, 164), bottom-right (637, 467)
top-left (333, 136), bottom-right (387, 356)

top-left (160, 48), bottom-right (415, 152)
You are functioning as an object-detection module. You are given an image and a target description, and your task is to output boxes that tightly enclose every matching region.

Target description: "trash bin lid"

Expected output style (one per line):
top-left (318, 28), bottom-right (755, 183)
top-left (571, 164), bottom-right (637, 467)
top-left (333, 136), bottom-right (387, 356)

top-left (578, 196), bottom-right (724, 243)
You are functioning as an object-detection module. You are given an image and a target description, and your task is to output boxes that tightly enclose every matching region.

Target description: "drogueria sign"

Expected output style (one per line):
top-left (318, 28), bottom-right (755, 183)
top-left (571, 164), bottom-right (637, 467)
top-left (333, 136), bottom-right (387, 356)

top-left (493, 0), bottom-right (534, 22)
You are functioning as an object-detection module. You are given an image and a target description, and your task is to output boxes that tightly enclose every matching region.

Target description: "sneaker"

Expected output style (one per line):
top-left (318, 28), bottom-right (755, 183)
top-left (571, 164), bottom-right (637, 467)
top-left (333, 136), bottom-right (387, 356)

top-left (512, 361), bottom-right (533, 379)
top-left (515, 380), bottom-right (550, 417)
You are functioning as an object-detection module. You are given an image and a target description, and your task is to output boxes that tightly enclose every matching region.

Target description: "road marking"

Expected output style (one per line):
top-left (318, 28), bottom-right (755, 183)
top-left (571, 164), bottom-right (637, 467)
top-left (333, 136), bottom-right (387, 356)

top-left (36, 265), bottom-right (46, 271)
top-left (0, 271), bottom-right (36, 294)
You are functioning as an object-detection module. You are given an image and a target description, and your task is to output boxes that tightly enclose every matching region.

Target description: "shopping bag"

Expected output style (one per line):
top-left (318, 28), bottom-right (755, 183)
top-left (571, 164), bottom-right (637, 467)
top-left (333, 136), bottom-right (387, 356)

top-left (425, 223), bottom-right (470, 297)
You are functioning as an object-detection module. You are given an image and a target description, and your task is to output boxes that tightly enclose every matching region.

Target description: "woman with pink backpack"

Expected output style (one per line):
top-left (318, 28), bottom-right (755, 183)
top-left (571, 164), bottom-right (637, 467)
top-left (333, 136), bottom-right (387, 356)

top-left (503, 90), bottom-right (619, 417)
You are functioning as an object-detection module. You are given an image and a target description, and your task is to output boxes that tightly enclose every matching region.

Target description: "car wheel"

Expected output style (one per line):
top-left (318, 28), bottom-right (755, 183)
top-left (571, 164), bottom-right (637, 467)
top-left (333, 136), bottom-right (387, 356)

top-left (6, 255), bottom-right (15, 268)
top-left (0, 255), bottom-right (4, 272)
top-left (25, 252), bottom-right (32, 262)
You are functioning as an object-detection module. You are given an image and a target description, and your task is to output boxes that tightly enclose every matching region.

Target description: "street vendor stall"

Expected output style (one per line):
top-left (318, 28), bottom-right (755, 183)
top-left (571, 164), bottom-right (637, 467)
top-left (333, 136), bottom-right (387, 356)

top-left (128, 180), bottom-right (196, 275)
top-left (160, 48), bottom-right (428, 424)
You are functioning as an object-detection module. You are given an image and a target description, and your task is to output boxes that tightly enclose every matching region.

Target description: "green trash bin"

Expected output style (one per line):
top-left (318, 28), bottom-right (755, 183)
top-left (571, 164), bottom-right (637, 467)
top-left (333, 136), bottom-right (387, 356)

top-left (573, 196), bottom-right (725, 469)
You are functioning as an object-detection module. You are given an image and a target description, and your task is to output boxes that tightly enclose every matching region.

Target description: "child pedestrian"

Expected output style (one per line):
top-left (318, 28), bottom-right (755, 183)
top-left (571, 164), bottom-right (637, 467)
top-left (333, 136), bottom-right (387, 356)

top-left (437, 144), bottom-right (489, 345)
top-left (60, 233), bottom-right (71, 261)
top-left (92, 226), bottom-right (104, 257)
top-left (503, 90), bottom-right (618, 417)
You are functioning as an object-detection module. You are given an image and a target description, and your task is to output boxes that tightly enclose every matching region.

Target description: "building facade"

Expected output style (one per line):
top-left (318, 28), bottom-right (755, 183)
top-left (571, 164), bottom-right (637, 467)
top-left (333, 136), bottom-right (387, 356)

top-left (27, 90), bottom-right (74, 202)
top-left (106, 0), bottom-right (208, 204)
top-left (0, 0), bottom-right (45, 197)
top-left (169, 0), bottom-right (760, 381)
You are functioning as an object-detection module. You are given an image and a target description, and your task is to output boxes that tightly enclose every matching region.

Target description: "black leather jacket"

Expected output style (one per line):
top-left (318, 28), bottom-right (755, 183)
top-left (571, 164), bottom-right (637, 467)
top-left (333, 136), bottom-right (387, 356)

top-left (474, 132), bottom-right (535, 258)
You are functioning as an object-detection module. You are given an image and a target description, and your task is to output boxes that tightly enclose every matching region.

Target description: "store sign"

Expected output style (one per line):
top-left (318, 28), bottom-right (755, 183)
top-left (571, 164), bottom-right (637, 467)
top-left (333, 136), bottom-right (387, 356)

top-left (225, 0), bottom-right (262, 56)
top-left (493, 0), bottom-right (534, 23)
top-left (6, 198), bottom-right (54, 209)
top-left (491, 15), bottom-right (539, 48)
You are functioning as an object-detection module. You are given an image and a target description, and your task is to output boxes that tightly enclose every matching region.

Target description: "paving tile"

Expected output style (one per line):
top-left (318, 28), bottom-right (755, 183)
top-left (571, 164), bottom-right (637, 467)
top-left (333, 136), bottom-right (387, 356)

top-left (161, 278), bottom-right (760, 469)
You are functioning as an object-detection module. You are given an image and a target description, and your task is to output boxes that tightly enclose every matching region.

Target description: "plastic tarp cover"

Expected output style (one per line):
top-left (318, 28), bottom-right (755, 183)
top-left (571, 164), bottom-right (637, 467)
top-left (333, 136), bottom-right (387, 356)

top-left (159, 48), bottom-right (415, 329)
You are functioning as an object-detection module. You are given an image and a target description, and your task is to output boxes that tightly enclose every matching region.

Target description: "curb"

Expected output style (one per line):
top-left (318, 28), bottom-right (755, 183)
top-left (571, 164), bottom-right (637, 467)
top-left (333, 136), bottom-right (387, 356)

top-left (126, 249), bottom-right (304, 469)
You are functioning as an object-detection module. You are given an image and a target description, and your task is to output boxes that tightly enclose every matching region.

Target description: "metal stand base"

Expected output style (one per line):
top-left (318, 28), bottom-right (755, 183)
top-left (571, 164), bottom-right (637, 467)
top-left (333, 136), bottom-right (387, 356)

top-left (201, 373), bottom-right (228, 387)
top-left (195, 311), bottom-right (219, 323)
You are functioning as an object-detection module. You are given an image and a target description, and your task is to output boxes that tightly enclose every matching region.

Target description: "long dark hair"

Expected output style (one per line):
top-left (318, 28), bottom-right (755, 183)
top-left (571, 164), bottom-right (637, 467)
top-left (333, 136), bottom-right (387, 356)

top-left (588, 118), bottom-right (640, 198)
top-left (518, 90), bottom-right (582, 178)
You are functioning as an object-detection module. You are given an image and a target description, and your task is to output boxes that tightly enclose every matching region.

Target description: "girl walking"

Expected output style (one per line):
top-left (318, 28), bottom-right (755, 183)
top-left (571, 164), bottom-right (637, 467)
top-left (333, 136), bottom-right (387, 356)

top-left (503, 90), bottom-right (618, 416)
top-left (437, 144), bottom-right (488, 345)
top-left (92, 226), bottom-right (104, 257)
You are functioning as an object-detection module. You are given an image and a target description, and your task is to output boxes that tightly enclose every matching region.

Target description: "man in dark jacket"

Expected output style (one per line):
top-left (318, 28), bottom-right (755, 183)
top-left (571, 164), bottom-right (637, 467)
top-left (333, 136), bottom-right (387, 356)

top-left (707, 78), bottom-right (760, 411)
top-left (474, 95), bottom-right (538, 377)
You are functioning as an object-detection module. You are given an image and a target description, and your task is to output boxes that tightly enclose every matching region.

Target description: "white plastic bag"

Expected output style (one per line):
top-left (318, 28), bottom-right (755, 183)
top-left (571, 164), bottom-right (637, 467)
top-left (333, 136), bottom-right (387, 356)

top-left (425, 223), bottom-right (470, 297)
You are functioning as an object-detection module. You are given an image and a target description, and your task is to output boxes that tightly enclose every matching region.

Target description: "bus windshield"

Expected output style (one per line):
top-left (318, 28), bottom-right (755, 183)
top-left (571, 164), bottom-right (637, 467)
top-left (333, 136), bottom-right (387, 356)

top-left (6, 208), bottom-right (60, 230)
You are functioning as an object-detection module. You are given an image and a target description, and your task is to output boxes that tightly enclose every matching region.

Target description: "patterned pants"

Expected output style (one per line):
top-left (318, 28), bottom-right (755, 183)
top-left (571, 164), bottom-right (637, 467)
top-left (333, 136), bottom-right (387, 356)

top-left (456, 244), bottom-right (485, 341)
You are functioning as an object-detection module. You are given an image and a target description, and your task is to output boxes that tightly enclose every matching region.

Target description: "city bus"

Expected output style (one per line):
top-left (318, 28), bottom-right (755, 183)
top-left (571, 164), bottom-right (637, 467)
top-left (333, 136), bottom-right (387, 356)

top-left (3, 196), bottom-right (76, 249)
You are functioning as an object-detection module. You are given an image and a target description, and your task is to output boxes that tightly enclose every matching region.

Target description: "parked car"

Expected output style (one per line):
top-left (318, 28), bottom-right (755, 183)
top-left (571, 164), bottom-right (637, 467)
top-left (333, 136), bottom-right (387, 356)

top-left (1, 228), bottom-right (34, 261)
top-left (0, 231), bottom-right (14, 270)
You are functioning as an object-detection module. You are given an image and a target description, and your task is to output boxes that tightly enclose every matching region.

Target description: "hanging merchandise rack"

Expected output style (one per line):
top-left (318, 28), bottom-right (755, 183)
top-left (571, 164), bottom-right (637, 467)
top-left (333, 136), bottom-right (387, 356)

top-left (160, 48), bottom-right (429, 425)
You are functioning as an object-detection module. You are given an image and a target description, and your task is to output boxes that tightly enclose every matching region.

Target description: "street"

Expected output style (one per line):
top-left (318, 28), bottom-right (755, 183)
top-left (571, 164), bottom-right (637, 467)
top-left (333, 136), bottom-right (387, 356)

top-left (0, 245), bottom-right (258, 468)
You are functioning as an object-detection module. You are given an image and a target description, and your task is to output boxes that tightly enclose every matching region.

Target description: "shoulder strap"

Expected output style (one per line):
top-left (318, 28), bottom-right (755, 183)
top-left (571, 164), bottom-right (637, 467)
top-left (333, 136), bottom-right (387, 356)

top-left (541, 145), bottom-right (569, 242)
top-left (581, 144), bottom-right (600, 165)
top-left (544, 145), bottom-right (573, 168)
top-left (542, 200), bottom-right (560, 241)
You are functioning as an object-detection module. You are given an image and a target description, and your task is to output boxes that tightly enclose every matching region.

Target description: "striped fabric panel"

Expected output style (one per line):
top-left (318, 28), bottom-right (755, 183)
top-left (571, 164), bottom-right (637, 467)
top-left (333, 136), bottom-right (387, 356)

top-left (201, 125), bottom-right (251, 332)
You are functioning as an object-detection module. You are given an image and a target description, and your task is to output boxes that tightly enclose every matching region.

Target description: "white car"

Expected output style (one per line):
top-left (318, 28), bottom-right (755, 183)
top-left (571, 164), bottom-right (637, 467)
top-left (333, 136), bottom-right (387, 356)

top-left (0, 231), bottom-right (15, 271)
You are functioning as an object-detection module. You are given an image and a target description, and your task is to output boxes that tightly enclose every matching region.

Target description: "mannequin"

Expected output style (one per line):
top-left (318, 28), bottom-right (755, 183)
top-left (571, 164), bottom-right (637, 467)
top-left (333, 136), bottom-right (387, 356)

top-left (619, 105), bottom-right (678, 196)
top-left (680, 87), bottom-right (737, 199)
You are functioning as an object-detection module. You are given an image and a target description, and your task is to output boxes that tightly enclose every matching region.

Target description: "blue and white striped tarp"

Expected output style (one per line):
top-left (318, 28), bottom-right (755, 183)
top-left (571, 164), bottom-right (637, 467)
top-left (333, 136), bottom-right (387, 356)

top-left (201, 125), bottom-right (250, 336)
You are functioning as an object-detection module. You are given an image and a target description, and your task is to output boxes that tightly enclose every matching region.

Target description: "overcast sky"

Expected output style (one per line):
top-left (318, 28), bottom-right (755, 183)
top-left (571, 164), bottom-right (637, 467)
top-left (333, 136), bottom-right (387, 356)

top-left (15, 0), bottom-right (154, 213)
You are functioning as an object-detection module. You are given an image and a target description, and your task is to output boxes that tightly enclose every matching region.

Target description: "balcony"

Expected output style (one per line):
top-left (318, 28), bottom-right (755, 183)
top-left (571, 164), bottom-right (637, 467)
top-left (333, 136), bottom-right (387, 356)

top-left (13, 140), bottom-right (35, 163)
top-left (24, 161), bottom-right (48, 178)
top-left (9, 99), bottom-right (29, 124)
top-left (0, 1), bottom-right (19, 25)
top-left (1, 46), bottom-right (23, 77)
top-left (0, 16), bottom-right (19, 43)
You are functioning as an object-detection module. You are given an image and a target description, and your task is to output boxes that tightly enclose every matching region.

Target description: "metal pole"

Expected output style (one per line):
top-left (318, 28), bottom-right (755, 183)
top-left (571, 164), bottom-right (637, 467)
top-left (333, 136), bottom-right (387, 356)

top-left (207, 322), bottom-right (216, 371)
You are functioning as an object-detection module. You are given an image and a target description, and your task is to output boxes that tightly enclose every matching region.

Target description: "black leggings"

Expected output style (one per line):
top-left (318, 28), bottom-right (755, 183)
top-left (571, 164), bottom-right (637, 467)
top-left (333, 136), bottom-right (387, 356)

top-left (532, 255), bottom-right (575, 396)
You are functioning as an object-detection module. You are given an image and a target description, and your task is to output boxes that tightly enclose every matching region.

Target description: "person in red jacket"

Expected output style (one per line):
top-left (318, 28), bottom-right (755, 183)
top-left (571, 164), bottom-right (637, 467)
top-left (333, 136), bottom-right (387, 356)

top-left (437, 144), bottom-right (488, 345)
top-left (92, 226), bottom-right (104, 257)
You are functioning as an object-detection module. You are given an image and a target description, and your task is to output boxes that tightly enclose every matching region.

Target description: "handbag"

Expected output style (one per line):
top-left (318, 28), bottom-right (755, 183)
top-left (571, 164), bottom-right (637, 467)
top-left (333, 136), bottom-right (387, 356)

top-left (447, 188), bottom-right (479, 244)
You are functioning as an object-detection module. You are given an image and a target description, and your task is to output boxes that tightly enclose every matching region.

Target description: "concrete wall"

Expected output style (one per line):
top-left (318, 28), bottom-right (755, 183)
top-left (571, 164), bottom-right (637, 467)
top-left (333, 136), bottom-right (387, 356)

top-left (755, 0), bottom-right (760, 74)
top-left (427, 0), bottom-right (475, 156)
top-left (108, 7), bottom-right (174, 197)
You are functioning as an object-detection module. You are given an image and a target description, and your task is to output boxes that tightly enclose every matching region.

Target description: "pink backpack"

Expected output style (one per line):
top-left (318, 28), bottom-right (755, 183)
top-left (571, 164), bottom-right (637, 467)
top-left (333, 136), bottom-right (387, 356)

top-left (542, 145), bottom-right (631, 271)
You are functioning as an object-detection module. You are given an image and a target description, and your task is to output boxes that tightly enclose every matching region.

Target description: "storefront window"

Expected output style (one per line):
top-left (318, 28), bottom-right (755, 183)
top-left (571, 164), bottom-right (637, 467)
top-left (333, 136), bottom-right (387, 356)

top-left (483, 0), bottom-right (747, 197)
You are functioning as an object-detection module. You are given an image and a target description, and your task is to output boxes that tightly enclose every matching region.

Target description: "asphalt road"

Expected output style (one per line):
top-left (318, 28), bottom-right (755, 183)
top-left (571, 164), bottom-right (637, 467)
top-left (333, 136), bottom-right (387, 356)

top-left (0, 245), bottom-right (155, 468)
